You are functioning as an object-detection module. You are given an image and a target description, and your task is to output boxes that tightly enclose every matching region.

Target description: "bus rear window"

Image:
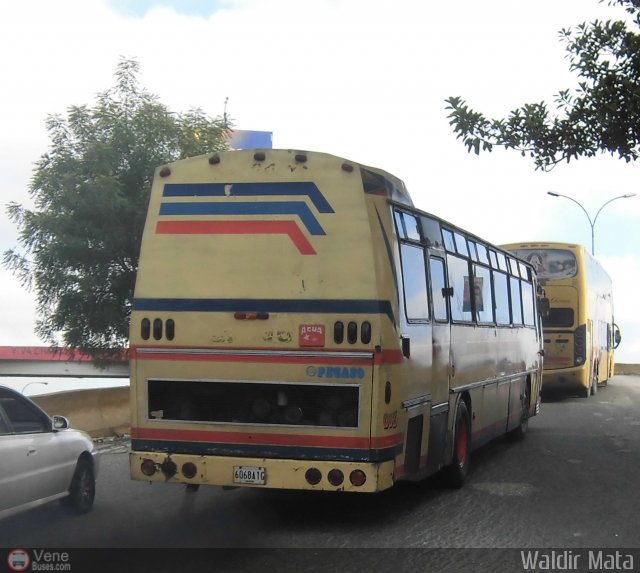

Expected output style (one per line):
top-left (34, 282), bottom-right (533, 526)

top-left (510, 248), bottom-right (577, 280)
top-left (543, 307), bottom-right (574, 328)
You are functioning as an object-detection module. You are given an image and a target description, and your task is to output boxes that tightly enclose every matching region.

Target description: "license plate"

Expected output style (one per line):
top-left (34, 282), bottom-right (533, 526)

top-left (233, 465), bottom-right (266, 485)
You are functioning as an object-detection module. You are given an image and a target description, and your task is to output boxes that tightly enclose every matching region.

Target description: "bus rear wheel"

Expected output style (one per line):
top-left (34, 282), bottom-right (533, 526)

top-left (444, 400), bottom-right (471, 488)
top-left (509, 382), bottom-right (530, 440)
top-left (590, 366), bottom-right (598, 396)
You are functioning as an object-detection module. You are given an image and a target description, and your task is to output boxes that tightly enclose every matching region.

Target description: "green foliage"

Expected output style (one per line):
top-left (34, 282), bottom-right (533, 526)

top-left (446, 0), bottom-right (640, 170)
top-left (3, 58), bottom-right (230, 355)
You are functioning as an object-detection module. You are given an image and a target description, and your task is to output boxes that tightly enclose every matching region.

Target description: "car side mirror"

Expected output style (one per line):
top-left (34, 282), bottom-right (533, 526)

top-left (52, 415), bottom-right (70, 430)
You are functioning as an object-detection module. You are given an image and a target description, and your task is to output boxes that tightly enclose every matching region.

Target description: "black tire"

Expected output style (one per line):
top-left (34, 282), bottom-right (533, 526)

top-left (510, 382), bottom-right (530, 441)
top-left (64, 459), bottom-right (95, 514)
top-left (590, 367), bottom-right (598, 396)
top-left (444, 400), bottom-right (471, 488)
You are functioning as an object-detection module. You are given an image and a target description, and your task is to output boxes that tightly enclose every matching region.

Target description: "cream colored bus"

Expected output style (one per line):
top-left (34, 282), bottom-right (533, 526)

top-left (502, 242), bottom-right (621, 398)
top-left (129, 149), bottom-right (544, 493)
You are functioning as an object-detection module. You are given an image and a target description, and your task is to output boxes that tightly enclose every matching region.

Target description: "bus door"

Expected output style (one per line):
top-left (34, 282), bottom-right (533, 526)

top-left (425, 254), bottom-right (451, 474)
top-left (396, 237), bottom-right (432, 478)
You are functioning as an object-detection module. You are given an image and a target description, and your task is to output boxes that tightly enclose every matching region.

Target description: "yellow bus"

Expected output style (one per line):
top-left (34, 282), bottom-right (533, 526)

top-left (129, 149), bottom-right (545, 493)
top-left (501, 242), bottom-right (621, 398)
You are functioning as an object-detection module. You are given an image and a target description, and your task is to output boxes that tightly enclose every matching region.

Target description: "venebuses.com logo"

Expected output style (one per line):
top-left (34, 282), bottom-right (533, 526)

top-left (6, 549), bottom-right (71, 572)
top-left (6, 549), bottom-right (30, 572)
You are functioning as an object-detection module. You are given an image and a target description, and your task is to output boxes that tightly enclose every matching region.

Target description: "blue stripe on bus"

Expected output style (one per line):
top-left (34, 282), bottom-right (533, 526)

top-left (132, 298), bottom-right (396, 324)
top-left (131, 439), bottom-right (402, 462)
top-left (162, 182), bottom-right (335, 213)
top-left (159, 201), bottom-right (326, 235)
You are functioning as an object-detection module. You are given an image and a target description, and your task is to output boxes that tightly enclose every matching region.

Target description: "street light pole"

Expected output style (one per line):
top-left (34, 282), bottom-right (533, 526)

top-left (21, 381), bottom-right (49, 394)
top-left (547, 191), bottom-right (636, 255)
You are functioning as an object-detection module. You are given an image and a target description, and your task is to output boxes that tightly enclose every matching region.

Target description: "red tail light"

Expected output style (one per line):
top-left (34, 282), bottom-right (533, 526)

top-left (349, 470), bottom-right (367, 487)
top-left (327, 469), bottom-right (344, 486)
top-left (141, 459), bottom-right (157, 477)
top-left (182, 462), bottom-right (198, 479)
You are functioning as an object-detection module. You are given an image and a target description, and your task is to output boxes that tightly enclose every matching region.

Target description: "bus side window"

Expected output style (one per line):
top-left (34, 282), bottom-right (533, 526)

top-left (468, 240), bottom-right (479, 262)
top-left (521, 281), bottom-right (536, 326)
top-left (421, 216), bottom-right (443, 249)
top-left (510, 276), bottom-right (523, 325)
top-left (447, 254), bottom-right (473, 322)
top-left (429, 257), bottom-right (448, 322)
top-left (442, 229), bottom-right (456, 252)
top-left (403, 213), bottom-right (422, 242)
top-left (400, 244), bottom-right (429, 321)
top-left (473, 264), bottom-right (494, 323)
top-left (493, 271), bottom-right (511, 325)
top-left (454, 232), bottom-right (469, 257)
top-left (394, 211), bottom-right (407, 239)
top-left (476, 243), bottom-right (490, 265)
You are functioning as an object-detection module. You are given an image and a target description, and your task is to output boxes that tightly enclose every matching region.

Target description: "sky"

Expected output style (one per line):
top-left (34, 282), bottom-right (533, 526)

top-left (0, 0), bottom-right (639, 367)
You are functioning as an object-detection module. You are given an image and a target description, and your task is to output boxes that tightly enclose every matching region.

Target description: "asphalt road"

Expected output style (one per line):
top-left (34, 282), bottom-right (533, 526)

top-left (1, 375), bottom-right (640, 571)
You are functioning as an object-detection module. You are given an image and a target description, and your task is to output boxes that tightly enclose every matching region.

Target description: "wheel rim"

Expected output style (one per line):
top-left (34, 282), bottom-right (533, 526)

top-left (75, 467), bottom-right (94, 507)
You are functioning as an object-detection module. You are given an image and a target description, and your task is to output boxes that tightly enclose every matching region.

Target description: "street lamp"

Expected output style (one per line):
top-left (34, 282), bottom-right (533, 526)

top-left (547, 191), bottom-right (636, 255)
top-left (21, 381), bottom-right (49, 394)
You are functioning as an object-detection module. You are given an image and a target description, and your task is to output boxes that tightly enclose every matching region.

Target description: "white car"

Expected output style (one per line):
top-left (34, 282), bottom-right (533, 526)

top-left (0, 385), bottom-right (99, 519)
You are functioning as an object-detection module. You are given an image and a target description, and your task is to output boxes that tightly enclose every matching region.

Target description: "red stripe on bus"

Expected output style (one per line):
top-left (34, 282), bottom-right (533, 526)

top-left (130, 346), bottom-right (373, 366)
top-left (131, 426), bottom-right (403, 450)
top-left (156, 220), bottom-right (316, 255)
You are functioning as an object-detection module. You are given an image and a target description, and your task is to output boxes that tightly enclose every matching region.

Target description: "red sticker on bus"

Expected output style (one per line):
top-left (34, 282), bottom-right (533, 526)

top-left (299, 325), bottom-right (325, 347)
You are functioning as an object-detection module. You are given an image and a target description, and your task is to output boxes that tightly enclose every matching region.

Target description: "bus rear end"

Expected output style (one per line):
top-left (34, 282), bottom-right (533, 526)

top-left (129, 149), bottom-right (408, 492)
top-left (501, 242), bottom-right (616, 397)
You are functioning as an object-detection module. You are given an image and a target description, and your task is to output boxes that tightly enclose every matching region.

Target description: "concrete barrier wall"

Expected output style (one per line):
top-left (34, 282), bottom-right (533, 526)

top-left (33, 387), bottom-right (130, 438)
top-left (615, 363), bottom-right (640, 375)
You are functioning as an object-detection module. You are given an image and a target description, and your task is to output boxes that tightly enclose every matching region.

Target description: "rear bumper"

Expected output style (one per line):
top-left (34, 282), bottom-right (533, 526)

top-left (542, 367), bottom-right (588, 390)
top-left (130, 450), bottom-right (395, 493)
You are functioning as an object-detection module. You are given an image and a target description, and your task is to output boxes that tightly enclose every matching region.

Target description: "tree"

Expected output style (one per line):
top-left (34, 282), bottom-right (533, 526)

top-left (446, 0), bottom-right (640, 171)
top-left (3, 58), bottom-right (231, 356)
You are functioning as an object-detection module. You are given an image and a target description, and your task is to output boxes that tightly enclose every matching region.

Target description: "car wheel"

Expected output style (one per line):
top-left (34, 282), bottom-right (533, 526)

top-left (64, 459), bottom-right (95, 514)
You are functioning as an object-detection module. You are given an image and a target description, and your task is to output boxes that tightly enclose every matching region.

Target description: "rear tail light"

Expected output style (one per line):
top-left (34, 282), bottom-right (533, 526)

top-left (327, 469), bottom-right (344, 486)
top-left (347, 322), bottom-right (358, 344)
top-left (140, 317), bottom-right (175, 341)
top-left (361, 321), bottom-right (372, 344)
top-left (141, 318), bottom-right (151, 340)
top-left (349, 470), bottom-right (367, 487)
top-left (182, 462), bottom-right (198, 479)
top-left (574, 324), bottom-right (586, 366)
top-left (305, 468), bottom-right (322, 485)
top-left (153, 318), bottom-right (163, 340)
top-left (141, 459), bottom-right (157, 477)
top-left (333, 320), bottom-right (373, 345)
